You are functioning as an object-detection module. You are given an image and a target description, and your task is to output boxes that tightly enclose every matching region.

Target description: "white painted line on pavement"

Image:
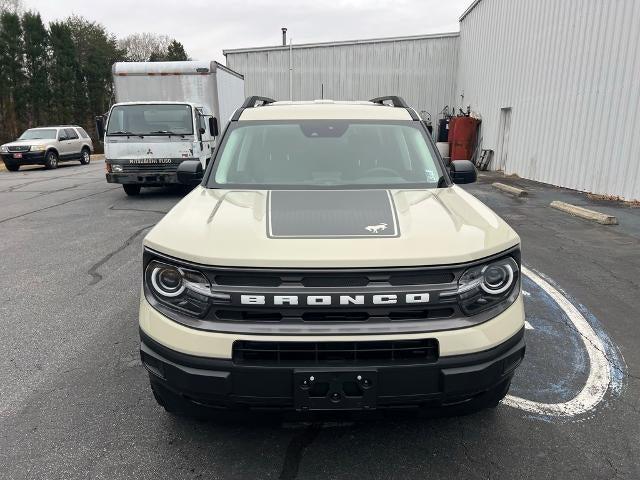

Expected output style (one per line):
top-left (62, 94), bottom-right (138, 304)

top-left (503, 266), bottom-right (611, 417)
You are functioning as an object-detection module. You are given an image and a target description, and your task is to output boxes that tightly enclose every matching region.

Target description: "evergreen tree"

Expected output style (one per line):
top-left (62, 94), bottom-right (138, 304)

top-left (0, 11), bottom-right (26, 140)
top-left (165, 40), bottom-right (189, 61)
top-left (49, 22), bottom-right (79, 124)
top-left (65, 15), bottom-right (125, 135)
top-left (22, 11), bottom-right (49, 126)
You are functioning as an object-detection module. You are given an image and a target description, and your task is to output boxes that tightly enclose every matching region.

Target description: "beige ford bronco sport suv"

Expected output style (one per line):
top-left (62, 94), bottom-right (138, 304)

top-left (1, 126), bottom-right (93, 171)
top-left (139, 96), bottom-right (525, 415)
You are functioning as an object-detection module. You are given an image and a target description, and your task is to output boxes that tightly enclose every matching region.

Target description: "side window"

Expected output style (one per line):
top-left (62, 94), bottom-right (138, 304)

top-left (65, 128), bottom-right (79, 140)
top-left (77, 128), bottom-right (89, 139)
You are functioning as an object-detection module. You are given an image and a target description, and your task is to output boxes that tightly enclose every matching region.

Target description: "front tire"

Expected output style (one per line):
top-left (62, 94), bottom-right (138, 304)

top-left (123, 184), bottom-right (141, 196)
top-left (4, 162), bottom-right (19, 171)
top-left (79, 148), bottom-right (91, 165)
top-left (44, 151), bottom-right (58, 169)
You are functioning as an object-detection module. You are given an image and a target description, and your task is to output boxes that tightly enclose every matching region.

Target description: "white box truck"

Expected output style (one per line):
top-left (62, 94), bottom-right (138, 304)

top-left (98, 61), bottom-right (244, 196)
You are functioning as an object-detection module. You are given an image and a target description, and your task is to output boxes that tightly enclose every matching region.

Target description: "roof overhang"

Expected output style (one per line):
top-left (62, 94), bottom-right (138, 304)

top-left (223, 31), bottom-right (459, 56)
top-left (459, 0), bottom-right (484, 21)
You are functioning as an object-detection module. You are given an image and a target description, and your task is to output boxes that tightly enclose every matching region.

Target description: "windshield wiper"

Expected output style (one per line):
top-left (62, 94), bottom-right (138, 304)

top-left (108, 130), bottom-right (144, 138)
top-left (149, 130), bottom-right (185, 137)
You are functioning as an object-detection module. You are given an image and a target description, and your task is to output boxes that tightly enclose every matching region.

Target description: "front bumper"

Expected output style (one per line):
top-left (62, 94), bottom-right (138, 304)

top-left (1, 151), bottom-right (46, 164)
top-left (140, 289), bottom-right (526, 410)
top-left (141, 327), bottom-right (524, 410)
top-left (106, 172), bottom-right (179, 185)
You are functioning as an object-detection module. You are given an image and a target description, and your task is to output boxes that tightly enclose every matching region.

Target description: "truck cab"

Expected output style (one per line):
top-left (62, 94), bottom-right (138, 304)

top-left (104, 101), bottom-right (217, 196)
top-left (100, 60), bottom-right (244, 196)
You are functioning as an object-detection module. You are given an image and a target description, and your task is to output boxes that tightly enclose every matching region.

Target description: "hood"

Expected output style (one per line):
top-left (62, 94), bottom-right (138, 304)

top-left (144, 186), bottom-right (520, 268)
top-left (3, 139), bottom-right (49, 148)
top-left (104, 137), bottom-right (195, 160)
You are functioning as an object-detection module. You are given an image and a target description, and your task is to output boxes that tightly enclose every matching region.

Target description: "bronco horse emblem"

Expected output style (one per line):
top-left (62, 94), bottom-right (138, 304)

top-left (365, 223), bottom-right (388, 234)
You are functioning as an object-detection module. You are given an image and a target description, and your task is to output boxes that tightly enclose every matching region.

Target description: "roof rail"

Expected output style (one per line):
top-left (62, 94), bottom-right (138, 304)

top-left (369, 96), bottom-right (409, 108)
top-left (241, 96), bottom-right (276, 108)
top-left (232, 96), bottom-right (276, 121)
top-left (369, 96), bottom-right (419, 120)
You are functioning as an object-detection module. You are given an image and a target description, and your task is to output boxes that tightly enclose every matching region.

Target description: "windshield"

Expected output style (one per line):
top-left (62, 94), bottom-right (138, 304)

top-left (19, 129), bottom-right (57, 140)
top-left (106, 104), bottom-right (193, 136)
top-left (209, 121), bottom-right (444, 189)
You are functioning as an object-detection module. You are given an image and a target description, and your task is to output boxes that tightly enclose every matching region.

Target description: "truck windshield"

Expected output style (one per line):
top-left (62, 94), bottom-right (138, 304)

top-left (106, 104), bottom-right (193, 136)
top-left (19, 129), bottom-right (57, 140)
top-left (209, 121), bottom-right (444, 189)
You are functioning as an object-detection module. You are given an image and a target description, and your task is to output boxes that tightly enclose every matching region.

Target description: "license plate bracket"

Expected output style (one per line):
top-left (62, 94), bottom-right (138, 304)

top-left (293, 369), bottom-right (378, 411)
top-left (13, 153), bottom-right (22, 159)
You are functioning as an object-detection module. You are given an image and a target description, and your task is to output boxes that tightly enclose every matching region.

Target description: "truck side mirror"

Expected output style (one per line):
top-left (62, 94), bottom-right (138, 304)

top-left (177, 160), bottom-right (203, 186)
top-left (449, 160), bottom-right (477, 184)
top-left (209, 117), bottom-right (219, 137)
top-left (95, 116), bottom-right (105, 141)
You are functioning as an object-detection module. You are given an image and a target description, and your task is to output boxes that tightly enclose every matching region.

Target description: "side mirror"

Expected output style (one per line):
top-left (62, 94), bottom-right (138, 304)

top-left (449, 160), bottom-right (477, 184)
top-left (58, 135), bottom-right (67, 141)
top-left (95, 116), bottom-right (105, 140)
top-left (177, 160), bottom-right (203, 186)
top-left (208, 117), bottom-right (219, 137)
top-left (199, 127), bottom-right (206, 135)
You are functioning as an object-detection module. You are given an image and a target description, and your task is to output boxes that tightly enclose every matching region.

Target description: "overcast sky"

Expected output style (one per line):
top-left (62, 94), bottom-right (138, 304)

top-left (23, 0), bottom-right (469, 62)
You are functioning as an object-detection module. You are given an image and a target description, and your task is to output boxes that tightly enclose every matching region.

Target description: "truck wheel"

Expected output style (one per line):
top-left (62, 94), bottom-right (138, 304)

top-left (4, 162), bottom-right (19, 171)
top-left (79, 148), bottom-right (91, 165)
top-left (123, 184), bottom-right (141, 196)
top-left (44, 151), bottom-right (58, 169)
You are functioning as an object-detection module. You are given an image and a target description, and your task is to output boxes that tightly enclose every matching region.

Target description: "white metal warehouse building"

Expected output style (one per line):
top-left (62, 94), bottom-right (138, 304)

top-left (224, 0), bottom-right (640, 201)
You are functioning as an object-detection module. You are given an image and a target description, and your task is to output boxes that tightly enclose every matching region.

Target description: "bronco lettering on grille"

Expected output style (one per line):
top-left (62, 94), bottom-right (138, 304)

top-left (239, 293), bottom-right (430, 306)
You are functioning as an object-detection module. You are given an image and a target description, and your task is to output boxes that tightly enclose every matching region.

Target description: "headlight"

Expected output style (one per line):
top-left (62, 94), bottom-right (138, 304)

top-left (456, 256), bottom-right (520, 315)
top-left (0, 145), bottom-right (8, 153)
top-left (145, 260), bottom-right (213, 317)
top-left (30, 145), bottom-right (46, 152)
top-left (111, 164), bottom-right (123, 173)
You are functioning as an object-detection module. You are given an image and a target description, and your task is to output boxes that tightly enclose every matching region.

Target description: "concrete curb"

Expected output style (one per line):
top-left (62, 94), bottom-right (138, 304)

top-left (492, 182), bottom-right (528, 197)
top-left (550, 201), bottom-right (618, 225)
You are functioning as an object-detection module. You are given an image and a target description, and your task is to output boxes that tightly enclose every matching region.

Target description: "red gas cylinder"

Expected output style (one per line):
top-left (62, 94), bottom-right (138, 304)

top-left (450, 117), bottom-right (480, 161)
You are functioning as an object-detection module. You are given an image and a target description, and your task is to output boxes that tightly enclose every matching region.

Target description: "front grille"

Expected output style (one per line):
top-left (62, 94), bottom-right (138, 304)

top-left (233, 339), bottom-right (439, 365)
top-left (121, 163), bottom-right (179, 173)
top-left (7, 145), bottom-right (30, 152)
top-left (213, 270), bottom-right (455, 288)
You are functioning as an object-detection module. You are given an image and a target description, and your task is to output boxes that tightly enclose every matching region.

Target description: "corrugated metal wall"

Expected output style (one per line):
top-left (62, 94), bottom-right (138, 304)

top-left (458, 0), bottom-right (640, 200)
top-left (225, 34), bottom-right (459, 124)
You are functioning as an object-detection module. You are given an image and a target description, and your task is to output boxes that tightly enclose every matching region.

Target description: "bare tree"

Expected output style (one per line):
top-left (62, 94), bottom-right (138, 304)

top-left (118, 33), bottom-right (171, 62)
top-left (0, 0), bottom-right (22, 13)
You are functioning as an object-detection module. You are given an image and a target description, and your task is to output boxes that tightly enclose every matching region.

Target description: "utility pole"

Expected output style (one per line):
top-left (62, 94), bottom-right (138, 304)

top-left (289, 38), bottom-right (293, 101)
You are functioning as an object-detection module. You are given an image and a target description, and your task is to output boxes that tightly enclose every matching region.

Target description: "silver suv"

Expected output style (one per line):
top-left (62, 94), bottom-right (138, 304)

top-left (0, 126), bottom-right (94, 171)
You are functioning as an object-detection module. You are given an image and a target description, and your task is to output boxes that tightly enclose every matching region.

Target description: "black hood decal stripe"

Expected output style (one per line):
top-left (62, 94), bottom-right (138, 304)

top-left (267, 190), bottom-right (400, 239)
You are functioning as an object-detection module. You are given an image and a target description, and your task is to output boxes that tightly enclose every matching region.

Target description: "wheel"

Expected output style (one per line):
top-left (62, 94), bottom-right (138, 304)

top-left (123, 184), bottom-right (141, 196)
top-left (79, 148), bottom-right (91, 165)
top-left (44, 150), bottom-right (58, 169)
top-left (4, 161), bottom-right (19, 171)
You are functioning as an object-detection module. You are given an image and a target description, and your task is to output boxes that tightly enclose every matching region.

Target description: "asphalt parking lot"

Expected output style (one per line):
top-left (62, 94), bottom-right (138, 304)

top-left (0, 160), bottom-right (638, 480)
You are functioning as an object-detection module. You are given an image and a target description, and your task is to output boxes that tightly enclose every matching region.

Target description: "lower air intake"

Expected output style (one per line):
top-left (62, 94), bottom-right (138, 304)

top-left (232, 339), bottom-right (439, 365)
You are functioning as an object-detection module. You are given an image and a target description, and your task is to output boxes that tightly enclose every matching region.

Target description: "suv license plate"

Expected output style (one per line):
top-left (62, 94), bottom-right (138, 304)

top-left (13, 153), bottom-right (22, 159)
top-left (293, 369), bottom-right (377, 411)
